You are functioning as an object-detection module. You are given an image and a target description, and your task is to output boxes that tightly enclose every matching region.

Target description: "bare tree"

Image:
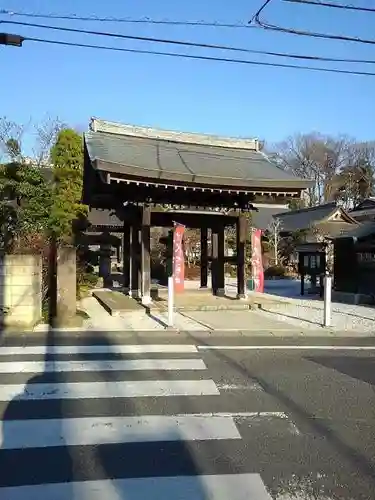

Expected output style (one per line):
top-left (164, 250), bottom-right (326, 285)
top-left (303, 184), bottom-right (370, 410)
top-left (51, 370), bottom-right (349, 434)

top-left (183, 228), bottom-right (200, 267)
top-left (267, 217), bottom-right (282, 266)
top-left (274, 133), bottom-right (351, 207)
top-left (33, 115), bottom-right (66, 166)
top-left (331, 141), bottom-right (375, 209)
top-left (0, 117), bottom-right (26, 162)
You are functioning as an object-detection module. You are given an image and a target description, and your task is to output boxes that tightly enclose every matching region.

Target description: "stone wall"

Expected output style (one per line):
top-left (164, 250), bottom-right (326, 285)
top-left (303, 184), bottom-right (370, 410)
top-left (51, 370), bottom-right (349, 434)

top-left (0, 254), bottom-right (42, 327)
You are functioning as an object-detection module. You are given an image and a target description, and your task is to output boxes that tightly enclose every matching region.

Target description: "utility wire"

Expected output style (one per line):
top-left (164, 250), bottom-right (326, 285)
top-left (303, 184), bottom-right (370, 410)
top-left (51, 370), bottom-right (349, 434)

top-left (0, 9), bottom-right (257, 29)
top-left (255, 18), bottom-right (375, 45)
top-left (250, 0), bottom-right (274, 23)
top-left (254, 6), bottom-right (375, 45)
top-left (1, 18), bottom-right (375, 64)
top-left (0, 18), bottom-right (299, 55)
top-left (283, 0), bottom-right (375, 13)
top-left (10, 34), bottom-right (375, 77)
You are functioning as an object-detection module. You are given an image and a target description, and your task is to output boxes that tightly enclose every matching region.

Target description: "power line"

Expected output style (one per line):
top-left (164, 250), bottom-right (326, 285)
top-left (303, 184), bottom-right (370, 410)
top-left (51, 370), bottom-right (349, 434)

top-left (253, 4), bottom-right (375, 46)
top-left (2, 18), bottom-right (375, 64)
top-left (255, 18), bottom-right (375, 45)
top-left (6, 32), bottom-right (375, 77)
top-left (283, 0), bottom-right (375, 13)
top-left (4, 6), bottom-right (375, 48)
top-left (250, 0), bottom-right (274, 23)
top-left (0, 18), bottom-right (297, 56)
top-left (0, 9), bottom-right (257, 29)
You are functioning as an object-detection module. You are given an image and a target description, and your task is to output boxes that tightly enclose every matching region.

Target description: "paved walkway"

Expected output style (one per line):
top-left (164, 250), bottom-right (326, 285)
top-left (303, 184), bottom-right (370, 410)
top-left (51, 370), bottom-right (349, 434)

top-left (78, 297), bottom-right (365, 337)
top-left (33, 276), bottom-right (375, 335)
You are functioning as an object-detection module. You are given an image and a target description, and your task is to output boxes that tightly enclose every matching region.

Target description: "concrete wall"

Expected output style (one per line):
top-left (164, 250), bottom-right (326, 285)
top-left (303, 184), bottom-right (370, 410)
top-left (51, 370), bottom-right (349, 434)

top-left (0, 254), bottom-right (42, 327)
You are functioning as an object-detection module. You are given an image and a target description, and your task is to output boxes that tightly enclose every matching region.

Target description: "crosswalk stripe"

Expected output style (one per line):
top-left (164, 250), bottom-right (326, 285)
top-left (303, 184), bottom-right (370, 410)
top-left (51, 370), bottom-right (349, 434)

top-left (0, 379), bottom-right (220, 402)
top-left (0, 344), bottom-right (198, 356)
top-left (0, 358), bottom-right (207, 374)
top-left (0, 343), bottom-right (279, 498)
top-left (0, 474), bottom-right (273, 500)
top-left (1, 414), bottom-right (241, 449)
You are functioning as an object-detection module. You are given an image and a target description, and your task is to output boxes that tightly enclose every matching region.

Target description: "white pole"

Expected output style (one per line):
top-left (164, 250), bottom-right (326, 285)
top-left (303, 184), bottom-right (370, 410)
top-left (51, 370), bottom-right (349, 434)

top-left (323, 274), bottom-right (332, 327)
top-left (274, 231), bottom-right (278, 266)
top-left (168, 276), bottom-right (174, 327)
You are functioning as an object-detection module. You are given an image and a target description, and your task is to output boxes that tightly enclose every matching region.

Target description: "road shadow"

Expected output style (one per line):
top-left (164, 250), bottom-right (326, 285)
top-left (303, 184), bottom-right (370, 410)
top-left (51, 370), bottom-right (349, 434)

top-left (0, 330), bottom-right (206, 499)
top-left (0, 326), bottom-right (74, 495)
top-left (77, 331), bottom-right (206, 499)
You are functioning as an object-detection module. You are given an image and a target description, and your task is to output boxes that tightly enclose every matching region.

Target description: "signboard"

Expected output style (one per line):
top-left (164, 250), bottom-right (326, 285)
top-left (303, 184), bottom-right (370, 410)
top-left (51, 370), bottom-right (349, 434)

top-left (173, 223), bottom-right (185, 293)
top-left (251, 228), bottom-right (264, 293)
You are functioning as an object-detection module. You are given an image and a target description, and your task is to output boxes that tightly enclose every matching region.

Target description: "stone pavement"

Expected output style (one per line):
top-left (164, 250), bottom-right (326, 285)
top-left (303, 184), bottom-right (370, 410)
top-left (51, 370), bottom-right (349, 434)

top-left (70, 297), bottom-right (374, 337)
top-left (30, 276), bottom-right (375, 336)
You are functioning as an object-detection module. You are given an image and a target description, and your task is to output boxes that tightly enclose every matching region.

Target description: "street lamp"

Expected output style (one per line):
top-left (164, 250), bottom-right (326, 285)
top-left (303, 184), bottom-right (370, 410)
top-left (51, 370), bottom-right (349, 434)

top-left (0, 33), bottom-right (24, 47)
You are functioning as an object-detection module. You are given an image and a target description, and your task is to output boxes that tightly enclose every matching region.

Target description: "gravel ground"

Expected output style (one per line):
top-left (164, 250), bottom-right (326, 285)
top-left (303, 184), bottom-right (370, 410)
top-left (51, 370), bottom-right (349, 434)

top-left (253, 292), bottom-right (375, 332)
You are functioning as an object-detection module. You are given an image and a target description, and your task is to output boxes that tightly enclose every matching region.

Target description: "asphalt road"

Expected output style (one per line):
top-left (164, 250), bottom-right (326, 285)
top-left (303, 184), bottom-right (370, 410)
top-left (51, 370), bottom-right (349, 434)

top-left (0, 332), bottom-right (374, 499)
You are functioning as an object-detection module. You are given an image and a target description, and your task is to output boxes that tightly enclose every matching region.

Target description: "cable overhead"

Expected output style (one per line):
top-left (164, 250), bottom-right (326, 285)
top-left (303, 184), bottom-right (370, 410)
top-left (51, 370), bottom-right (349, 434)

top-left (0, 18), bottom-right (296, 55)
top-left (249, 0), bottom-right (274, 23)
top-left (255, 18), bottom-right (375, 45)
top-left (283, 0), bottom-right (375, 13)
top-left (7, 33), bottom-right (375, 77)
top-left (0, 9), bottom-right (257, 29)
top-left (253, 3), bottom-right (375, 46)
top-left (2, 18), bottom-right (374, 64)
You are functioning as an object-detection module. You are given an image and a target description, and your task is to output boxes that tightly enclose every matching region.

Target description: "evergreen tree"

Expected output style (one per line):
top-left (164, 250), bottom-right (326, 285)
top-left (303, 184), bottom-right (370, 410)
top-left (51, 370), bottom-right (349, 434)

top-left (49, 129), bottom-right (88, 242)
top-left (0, 139), bottom-right (52, 252)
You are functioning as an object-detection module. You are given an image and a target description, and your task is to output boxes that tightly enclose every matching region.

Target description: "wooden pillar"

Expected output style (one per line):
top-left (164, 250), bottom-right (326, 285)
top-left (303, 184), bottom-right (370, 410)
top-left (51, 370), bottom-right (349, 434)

top-left (211, 229), bottom-right (218, 295)
top-left (122, 224), bottom-right (131, 293)
top-left (130, 224), bottom-right (141, 298)
top-left (200, 226), bottom-right (208, 289)
top-left (237, 215), bottom-right (247, 299)
top-left (141, 205), bottom-right (151, 305)
top-left (212, 224), bottom-right (225, 296)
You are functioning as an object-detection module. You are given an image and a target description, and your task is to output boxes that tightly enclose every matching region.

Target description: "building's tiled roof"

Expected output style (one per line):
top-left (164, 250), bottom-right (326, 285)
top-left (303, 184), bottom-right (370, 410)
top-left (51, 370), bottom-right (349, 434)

top-left (273, 202), bottom-right (342, 232)
top-left (314, 221), bottom-right (359, 239)
top-left (252, 205), bottom-right (289, 230)
top-left (334, 221), bottom-right (375, 240)
top-left (84, 119), bottom-right (311, 190)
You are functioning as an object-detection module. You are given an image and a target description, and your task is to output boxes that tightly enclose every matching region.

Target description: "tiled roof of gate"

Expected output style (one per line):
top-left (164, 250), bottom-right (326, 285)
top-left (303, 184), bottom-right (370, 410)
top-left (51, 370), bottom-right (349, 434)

top-left (84, 119), bottom-right (311, 190)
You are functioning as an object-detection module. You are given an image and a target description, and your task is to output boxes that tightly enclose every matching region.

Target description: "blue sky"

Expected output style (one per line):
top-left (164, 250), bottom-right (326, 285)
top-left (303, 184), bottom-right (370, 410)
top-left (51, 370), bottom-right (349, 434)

top-left (1, 0), bottom-right (375, 150)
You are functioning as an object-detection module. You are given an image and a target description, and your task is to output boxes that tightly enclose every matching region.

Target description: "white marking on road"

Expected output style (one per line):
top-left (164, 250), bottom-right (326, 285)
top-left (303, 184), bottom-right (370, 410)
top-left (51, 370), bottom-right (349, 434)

top-left (198, 345), bottom-right (375, 351)
top-left (1, 414), bottom-right (241, 449)
top-left (0, 474), bottom-right (273, 500)
top-left (180, 411), bottom-right (302, 435)
top-left (0, 358), bottom-right (207, 374)
top-left (183, 411), bottom-right (289, 419)
top-left (0, 379), bottom-right (219, 402)
top-left (216, 383), bottom-right (263, 391)
top-left (0, 344), bottom-right (198, 356)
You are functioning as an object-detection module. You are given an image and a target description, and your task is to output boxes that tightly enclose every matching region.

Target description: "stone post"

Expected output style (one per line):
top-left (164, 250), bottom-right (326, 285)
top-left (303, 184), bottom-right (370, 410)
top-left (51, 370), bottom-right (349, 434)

top-left (56, 246), bottom-right (77, 326)
top-left (99, 242), bottom-right (112, 288)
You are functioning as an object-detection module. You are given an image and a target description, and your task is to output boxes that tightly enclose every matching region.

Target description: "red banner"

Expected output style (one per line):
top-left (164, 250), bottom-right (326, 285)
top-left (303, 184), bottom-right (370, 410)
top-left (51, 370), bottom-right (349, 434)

top-left (251, 228), bottom-right (264, 293)
top-left (173, 223), bottom-right (185, 293)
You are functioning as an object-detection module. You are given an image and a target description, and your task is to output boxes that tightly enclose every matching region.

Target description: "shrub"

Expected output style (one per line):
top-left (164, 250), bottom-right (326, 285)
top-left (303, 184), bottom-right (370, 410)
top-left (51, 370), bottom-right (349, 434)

top-left (264, 265), bottom-right (287, 279)
top-left (76, 263), bottom-right (99, 299)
